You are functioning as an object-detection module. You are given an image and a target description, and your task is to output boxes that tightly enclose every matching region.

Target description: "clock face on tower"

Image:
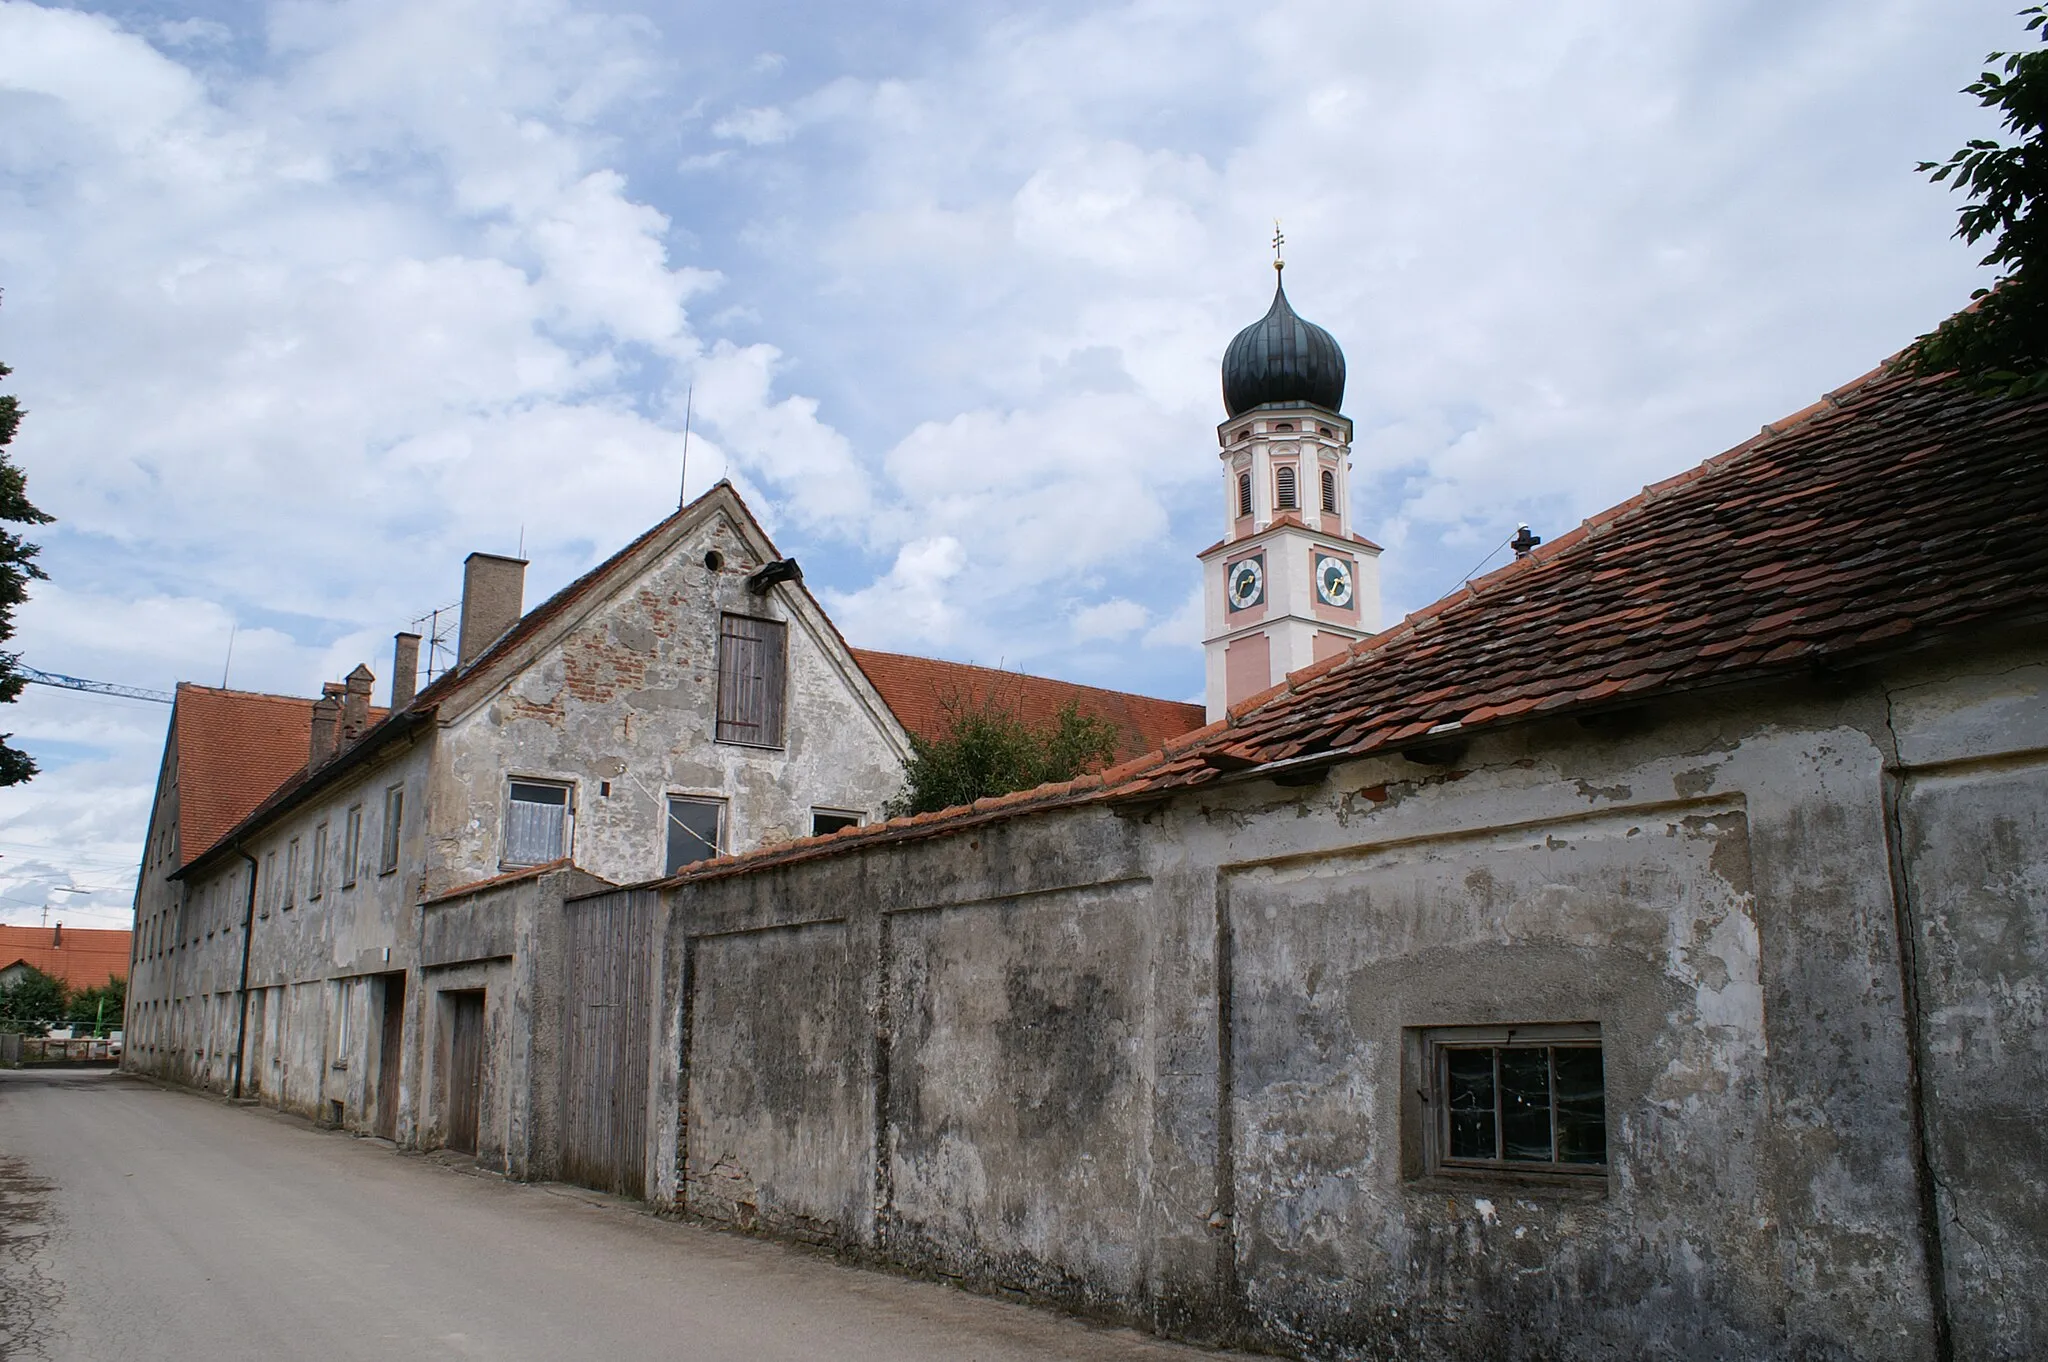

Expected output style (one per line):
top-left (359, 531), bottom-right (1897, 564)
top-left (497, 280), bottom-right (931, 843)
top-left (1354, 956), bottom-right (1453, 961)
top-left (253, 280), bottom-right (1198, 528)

top-left (1227, 555), bottom-right (1265, 611)
top-left (1314, 552), bottom-right (1355, 608)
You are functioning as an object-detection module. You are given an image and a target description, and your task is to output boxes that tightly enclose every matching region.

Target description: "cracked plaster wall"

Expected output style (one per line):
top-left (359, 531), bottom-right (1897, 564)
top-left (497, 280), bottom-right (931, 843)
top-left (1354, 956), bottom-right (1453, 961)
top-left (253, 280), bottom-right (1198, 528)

top-left (662, 639), bottom-right (2048, 1359)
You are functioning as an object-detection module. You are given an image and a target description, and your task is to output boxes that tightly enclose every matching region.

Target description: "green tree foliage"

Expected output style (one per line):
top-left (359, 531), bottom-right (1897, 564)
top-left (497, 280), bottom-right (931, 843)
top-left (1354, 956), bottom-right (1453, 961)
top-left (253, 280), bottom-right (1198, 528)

top-left (67, 977), bottom-right (125, 1036)
top-left (0, 317), bottom-right (53, 786)
top-left (891, 697), bottom-right (1124, 817)
top-left (1902, 6), bottom-right (2048, 395)
top-left (0, 966), bottom-right (68, 1036)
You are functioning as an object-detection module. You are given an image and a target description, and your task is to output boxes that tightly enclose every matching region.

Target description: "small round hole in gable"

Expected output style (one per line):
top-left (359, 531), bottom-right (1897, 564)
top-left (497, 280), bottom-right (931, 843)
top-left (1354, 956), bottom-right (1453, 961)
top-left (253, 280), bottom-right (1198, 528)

top-left (704, 550), bottom-right (725, 571)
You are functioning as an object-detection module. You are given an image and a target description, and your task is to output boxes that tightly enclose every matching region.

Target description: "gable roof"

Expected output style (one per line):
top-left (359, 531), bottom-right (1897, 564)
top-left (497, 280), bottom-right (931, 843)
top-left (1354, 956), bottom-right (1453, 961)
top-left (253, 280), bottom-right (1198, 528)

top-left (175, 482), bottom-right (910, 878)
top-left (662, 359), bottom-right (2048, 884)
top-left (173, 685), bottom-right (316, 868)
top-left (0, 925), bottom-right (132, 989)
top-left (850, 649), bottom-right (1203, 758)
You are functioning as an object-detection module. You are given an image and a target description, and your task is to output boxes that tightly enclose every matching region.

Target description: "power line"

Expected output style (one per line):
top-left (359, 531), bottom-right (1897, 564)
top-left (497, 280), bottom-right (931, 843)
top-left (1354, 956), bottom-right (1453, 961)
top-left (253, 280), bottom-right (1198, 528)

top-left (21, 666), bottom-right (172, 704)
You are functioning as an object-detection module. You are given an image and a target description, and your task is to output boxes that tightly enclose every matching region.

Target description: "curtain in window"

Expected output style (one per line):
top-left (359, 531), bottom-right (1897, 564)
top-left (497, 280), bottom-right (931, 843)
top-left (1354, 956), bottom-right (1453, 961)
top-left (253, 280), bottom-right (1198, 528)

top-left (506, 781), bottom-right (568, 865)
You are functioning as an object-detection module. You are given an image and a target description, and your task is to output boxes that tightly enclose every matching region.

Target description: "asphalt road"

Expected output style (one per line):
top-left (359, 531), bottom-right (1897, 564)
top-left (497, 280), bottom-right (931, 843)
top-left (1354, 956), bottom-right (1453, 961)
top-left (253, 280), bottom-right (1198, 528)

top-left (0, 1068), bottom-right (1241, 1362)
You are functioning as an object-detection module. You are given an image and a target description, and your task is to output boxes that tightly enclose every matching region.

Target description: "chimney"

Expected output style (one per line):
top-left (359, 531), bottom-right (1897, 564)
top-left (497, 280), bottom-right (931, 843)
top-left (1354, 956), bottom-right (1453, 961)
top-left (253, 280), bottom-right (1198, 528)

top-left (391, 632), bottom-right (422, 709)
top-left (51, 922), bottom-right (61, 948)
top-left (340, 664), bottom-right (375, 746)
top-left (310, 683), bottom-right (344, 767)
top-left (457, 552), bottom-right (528, 669)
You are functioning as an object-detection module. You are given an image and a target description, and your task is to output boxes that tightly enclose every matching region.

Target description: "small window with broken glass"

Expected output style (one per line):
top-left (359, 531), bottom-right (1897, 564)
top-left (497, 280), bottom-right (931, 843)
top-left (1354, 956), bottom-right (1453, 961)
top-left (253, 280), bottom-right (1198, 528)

top-left (665, 796), bottom-right (725, 875)
top-left (1424, 1024), bottom-right (1606, 1176)
top-left (505, 779), bottom-right (571, 866)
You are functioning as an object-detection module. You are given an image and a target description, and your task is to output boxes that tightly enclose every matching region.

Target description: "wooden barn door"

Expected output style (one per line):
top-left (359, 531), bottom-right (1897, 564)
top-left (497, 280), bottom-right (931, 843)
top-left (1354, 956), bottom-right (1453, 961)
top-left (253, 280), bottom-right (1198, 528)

top-left (445, 991), bottom-right (485, 1155)
top-left (559, 889), bottom-right (659, 1198)
top-left (375, 973), bottom-right (406, 1140)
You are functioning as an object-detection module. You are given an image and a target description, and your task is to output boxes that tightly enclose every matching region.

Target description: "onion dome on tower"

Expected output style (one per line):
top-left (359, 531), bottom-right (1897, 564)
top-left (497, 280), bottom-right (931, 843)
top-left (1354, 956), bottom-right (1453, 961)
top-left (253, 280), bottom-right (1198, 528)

top-left (1220, 266), bottom-right (1346, 417)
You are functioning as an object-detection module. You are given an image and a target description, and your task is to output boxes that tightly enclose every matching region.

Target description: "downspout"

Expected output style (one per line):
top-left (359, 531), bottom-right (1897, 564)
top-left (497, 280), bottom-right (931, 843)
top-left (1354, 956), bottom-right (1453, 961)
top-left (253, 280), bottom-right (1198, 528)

top-left (231, 844), bottom-right (258, 1100)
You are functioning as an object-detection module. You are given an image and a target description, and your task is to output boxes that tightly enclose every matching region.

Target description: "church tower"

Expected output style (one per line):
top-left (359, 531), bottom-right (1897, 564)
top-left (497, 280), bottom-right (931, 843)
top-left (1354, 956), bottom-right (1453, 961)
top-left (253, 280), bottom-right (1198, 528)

top-left (1201, 258), bottom-right (1380, 721)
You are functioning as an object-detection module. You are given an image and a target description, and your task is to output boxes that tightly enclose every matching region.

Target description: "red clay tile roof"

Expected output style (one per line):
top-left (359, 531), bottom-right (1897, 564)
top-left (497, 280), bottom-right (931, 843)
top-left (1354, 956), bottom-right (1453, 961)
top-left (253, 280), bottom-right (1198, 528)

top-left (851, 649), bottom-right (1204, 758)
top-left (174, 685), bottom-right (316, 868)
top-left (172, 685), bottom-right (391, 871)
top-left (662, 360), bottom-right (2048, 886)
top-left (0, 925), bottom-right (132, 989)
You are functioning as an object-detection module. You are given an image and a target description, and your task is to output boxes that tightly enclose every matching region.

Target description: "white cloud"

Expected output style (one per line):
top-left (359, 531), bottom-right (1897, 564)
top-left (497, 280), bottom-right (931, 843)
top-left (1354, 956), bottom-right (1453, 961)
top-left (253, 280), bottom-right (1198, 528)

top-left (1071, 597), bottom-right (1147, 643)
top-left (713, 105), bottom-right (795, 146)
top-left (819, 536), bottom-right (966, 651)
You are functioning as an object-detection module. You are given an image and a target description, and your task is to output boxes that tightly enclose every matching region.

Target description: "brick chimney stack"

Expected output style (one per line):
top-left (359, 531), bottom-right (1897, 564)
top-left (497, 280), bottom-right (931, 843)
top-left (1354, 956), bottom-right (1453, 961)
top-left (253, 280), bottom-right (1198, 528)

top-left (458, 552), bottom-right (527, 669)
top-left (391, 632), bottom-right (422, 709)
top-left (340, 664), bottom-right (375, 746)
top-left (310, 683), bottom-right (344, 767)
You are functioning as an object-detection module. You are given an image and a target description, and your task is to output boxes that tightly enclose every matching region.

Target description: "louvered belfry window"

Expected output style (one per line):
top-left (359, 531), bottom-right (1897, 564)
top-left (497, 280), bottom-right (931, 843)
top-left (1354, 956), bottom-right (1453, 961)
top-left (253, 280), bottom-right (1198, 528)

top-left (717, 613), bottom-right (788, 747)
top-left (1237, 472), bottom-right (1253, 518)
top-left (1322, 468), bottom-right (1338, 513)
top-left (1275, 465), bottom-right (1298, 510)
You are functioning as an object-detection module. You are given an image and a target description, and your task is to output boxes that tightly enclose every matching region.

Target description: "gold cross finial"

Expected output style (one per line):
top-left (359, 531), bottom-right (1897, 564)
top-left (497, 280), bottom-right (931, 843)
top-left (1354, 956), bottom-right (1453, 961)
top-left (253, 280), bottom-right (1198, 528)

top-left (1272, 221), bottom-right (1285, 272)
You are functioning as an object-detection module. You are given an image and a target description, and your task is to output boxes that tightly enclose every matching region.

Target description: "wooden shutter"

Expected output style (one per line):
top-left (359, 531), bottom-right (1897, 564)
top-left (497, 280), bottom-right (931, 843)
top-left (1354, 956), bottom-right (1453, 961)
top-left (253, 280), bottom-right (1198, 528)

top-left (717, 614), bottom-right (787, 747)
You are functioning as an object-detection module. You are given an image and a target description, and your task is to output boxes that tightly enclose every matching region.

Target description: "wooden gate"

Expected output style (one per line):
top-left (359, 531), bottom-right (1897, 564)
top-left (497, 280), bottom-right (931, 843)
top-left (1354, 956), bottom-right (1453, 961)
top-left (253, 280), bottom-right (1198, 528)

top-left (446, 991), bottom-right (485, 1155)
top-left (559, 888), bottom-right (660, 1198)
top-left (375, 973), bottom-right (405, 1140)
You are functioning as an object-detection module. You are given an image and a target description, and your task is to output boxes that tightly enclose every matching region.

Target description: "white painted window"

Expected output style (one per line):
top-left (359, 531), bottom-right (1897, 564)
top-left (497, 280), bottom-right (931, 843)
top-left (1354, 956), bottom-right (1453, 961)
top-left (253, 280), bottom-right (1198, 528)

top-left (810, 808), bottom-right (862, 837)
top-left (505, 780), bottom-right (571, 866)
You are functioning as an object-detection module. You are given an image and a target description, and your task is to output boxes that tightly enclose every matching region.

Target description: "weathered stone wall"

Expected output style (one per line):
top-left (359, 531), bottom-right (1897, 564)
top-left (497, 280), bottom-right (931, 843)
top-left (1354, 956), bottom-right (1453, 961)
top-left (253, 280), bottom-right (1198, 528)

top-left (1889, 653), bottom-right (2048, 1362)
top-left (126, 494), bottom-right (913, 1172)
top-left (660, 640), bottom-right (2048, 1360)
top-left (125, 732), bottom-right (436, 1137)
top-left (432, 510), bottom-right (908, 891)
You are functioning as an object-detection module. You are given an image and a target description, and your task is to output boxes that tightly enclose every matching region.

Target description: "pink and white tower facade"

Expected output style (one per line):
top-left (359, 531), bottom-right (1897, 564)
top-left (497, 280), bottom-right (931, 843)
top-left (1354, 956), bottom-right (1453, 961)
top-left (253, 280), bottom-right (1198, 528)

top-left (1200, 262), bottom-right (1381, 721)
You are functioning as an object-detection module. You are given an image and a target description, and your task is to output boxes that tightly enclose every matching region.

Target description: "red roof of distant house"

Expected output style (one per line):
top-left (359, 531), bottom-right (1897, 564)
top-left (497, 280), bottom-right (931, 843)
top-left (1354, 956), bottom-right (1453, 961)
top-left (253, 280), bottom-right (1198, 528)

top-left (0, 925), bottom-right (130, 989)
top-left (850, 649), bottom-right (1204, 758)
top-left (661, 359), bottom-right (2048, 885)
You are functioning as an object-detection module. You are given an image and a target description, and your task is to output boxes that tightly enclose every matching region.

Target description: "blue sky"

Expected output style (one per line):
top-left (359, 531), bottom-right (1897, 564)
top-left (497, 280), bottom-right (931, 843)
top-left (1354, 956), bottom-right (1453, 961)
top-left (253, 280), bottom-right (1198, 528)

top-left (0, 0), bottom-right (2019, 927)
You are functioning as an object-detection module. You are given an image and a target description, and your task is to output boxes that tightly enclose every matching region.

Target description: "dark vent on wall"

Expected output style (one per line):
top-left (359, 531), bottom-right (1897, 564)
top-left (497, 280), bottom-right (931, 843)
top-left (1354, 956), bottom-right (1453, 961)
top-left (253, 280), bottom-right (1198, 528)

top-left (1238, 472), bottom-right (1253, 518)
top-left (1322, 468), bottom-right (1338, 514)
top-left (1275, 465), bottom-right (1297, 510)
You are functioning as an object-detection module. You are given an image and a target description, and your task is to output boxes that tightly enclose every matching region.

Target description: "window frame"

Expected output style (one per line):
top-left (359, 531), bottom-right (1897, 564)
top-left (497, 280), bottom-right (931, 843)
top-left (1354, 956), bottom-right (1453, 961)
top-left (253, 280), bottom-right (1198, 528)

top-left (1236, 471), bottom-right (1253, 518)
top-left (810, 807), bottom-right (863, 837)
top-left (309, 822), bottom-right (327, 900)
top-left (664, 794), bottom-right (727, 876)
top-left (379, 784), bottom-right (405, 876)
top-left (284, 837), bottom-right (300, 909)
top-left (503, 778), bottom-right (574, 868)
top-left (1418, 1023), bottom-right (1607, 1181)
top-left (261, 850), bottom-right (278, 918)
top-left (1274, 463), bottom-right (1298, 510)
top-left (341, 805), bottom-right (362, 888)
top-left (1320, 467), bottom-right (1338, 514)
top-left (715, 613), bottom-right (789, 749)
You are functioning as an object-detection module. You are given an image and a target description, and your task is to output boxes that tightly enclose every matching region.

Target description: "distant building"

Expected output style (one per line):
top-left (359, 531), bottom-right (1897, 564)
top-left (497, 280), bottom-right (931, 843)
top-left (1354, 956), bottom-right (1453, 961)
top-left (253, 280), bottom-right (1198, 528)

top-left (122, 483), bottom-right (1199, 1159)
top-left (0, 923), bottom-right (129, 991)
